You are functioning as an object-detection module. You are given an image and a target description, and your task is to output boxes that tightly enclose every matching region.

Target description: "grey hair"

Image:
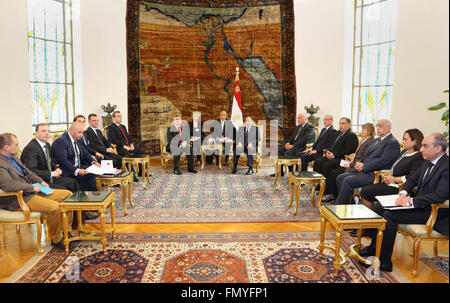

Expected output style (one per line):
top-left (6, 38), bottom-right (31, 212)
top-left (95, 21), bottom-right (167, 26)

top-left (431, 133), bottom-right (448, 152)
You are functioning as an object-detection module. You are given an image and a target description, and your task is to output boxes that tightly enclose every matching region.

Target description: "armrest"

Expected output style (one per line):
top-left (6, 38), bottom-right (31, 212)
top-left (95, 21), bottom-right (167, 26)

top-left (425, 201), bottom-right (449, 237)
top-left (322, 149), bottom-right (327, 157)
top-left (0, 190), bottom-right (31, 220)
top-left (345, 153), bottom-right (354, 161)
top-left (111, 144), bottom-right (117, 153)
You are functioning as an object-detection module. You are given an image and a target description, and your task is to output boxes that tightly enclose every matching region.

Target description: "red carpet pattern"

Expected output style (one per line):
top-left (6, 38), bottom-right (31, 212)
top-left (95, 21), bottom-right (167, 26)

top-left (12, 232), bottom-right (399, 283)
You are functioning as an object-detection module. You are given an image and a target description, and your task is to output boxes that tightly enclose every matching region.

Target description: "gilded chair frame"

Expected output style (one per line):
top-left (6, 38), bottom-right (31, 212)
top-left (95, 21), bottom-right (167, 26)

top-left (159, 123), bottom-right (187, 170)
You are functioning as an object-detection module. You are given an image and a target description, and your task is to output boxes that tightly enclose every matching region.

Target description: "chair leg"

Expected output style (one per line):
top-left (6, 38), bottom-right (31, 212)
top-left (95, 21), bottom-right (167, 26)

top-left (2, 224), bottom-right (7, 246)
top-left (433, 240), bottom-right (439, 257)
top-left (412, 236), bottom-right (422, 277)
top-left (35, 220), bottom-right (43, 254)
top-left (16, 224), bottom-right (21, 233)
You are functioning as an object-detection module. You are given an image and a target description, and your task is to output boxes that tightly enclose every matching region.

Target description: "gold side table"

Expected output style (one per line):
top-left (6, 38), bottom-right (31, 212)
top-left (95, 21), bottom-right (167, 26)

top-left (61, 191), bottom-right (116, 253)
top-left (318, 204), bottom-right (386, 276)
top-left (288, 171), bottom-right (326, 214)
top-left (201, 144), bottom-right (223, 169)
top-left (96, 171), bottom-right (135, 216)
top-left (122, 155), bottom-right (151, 189)
top-left (273, 156), bottom-right (302, 191)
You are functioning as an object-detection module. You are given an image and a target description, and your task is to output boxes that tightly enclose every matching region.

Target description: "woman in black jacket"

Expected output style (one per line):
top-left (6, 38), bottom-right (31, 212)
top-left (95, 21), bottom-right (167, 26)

top-left (360, 128), bottom-right (425, 210)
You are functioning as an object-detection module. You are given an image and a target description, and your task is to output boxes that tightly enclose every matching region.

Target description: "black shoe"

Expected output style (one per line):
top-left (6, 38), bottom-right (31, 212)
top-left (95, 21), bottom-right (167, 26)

top-left (358, 260), bottom-right (392, 272)
top-left (133, 176), bottom-right (139, 182)
top-left (270, 173), bottom-right (276, 177)
top-left (358, 246), bottom-right (376, 257)
top-left (188, 169), bottom-right (198, 173)
top-left (321, 194), bottom-right (335, 202)
top-left (51, 239), bottom-right (65, 250)
top-left (245, 169), bottom-right (254, 175)
top-left (348, 229), bottom-right (359, 237)
top-left (174, 170), bottom-right (182, 175)
top-left (231, 168), bottom-right (237, 174)
top-left (85, 212), bottom-right (99, 220)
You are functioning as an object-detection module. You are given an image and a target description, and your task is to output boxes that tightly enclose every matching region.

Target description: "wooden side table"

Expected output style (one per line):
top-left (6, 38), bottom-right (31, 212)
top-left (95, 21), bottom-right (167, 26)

top-left (273, 156), bottom-right (302, 191)
top-left (96, 171), bottom-right (135, 216)
top-left (122, 155), bottom-right (151, 189)
top-left (318, 204), bottom-right (387, 276)
top-left (201, 144), bottom-right (223, 169)
top-left (61, 191), bottom-right (116, 253)
top-left (288, 171), bottom-right (326, 214)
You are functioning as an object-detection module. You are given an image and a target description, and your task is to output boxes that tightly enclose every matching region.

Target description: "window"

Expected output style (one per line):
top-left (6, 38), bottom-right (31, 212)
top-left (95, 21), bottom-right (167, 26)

top-left (27, 0), bottom-right (75, 133)
top-left (351, 0), bottom-right (398, 129)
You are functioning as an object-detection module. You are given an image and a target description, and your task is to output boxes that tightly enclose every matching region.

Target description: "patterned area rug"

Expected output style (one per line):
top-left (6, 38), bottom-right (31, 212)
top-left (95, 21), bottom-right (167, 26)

top-left (92, 166), bottom-right (321, 224)
top-left (9, 232), bottom-right (399, 283)
top-left (420, 256), bottom-right (449, 280)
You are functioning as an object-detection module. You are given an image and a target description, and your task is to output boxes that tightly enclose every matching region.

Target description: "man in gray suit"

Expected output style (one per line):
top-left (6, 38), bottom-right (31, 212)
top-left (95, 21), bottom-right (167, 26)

top-left (335, 119), bottom-right (400, 204)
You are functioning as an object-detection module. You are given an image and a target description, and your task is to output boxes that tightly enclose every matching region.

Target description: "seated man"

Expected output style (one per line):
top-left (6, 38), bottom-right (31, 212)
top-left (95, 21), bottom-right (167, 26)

top-left (298, 114), bottom-right (337, 171)
top-left (335, 119), bottom-right (400, 204)
top-left (232, 116), bottom-right (258, 175)
top-left (51, 122), bottom-right (99, 192)
top-left (20, 123), bottom-right (79, 193)
top-left (0, 133), bottom-right (72, 249)
top-left (359, 133), bottom-right (449, 272)
top-left (166, 114), bottom-right (196, 175)
top-left (272, 113), bottom-right (316, 176)
top-left (73, 114), bottom-right (105, 163)
top-left (84, 113), bottom-right (122, 170)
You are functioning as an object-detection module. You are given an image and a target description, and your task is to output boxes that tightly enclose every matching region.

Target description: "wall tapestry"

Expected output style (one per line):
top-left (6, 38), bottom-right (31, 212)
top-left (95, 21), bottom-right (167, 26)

top-left (126, 0), bottom-right (296, 154)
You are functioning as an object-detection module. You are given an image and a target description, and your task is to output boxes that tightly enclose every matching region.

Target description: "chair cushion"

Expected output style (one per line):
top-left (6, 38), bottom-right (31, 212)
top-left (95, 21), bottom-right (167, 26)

top-left (0, 209), bottom-right (42, 222)
top-left (399, 224), bottom-right (446, 238)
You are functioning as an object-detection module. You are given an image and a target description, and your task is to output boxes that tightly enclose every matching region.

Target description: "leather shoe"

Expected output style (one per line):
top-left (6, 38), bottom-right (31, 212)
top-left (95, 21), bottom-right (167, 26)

top-left (231, 168), bottom-right (237, 174)
top-left (358, 260), bottom-right (393, 272)
top-left (348, 229), bottom-right (359, 237)
top-left (270, 173), bottom-right (276, 177)
top-left (358, 246), bottom-right (375, 257)
top-left (133, 176), bottom-right (139, 182)
top-left (245, 169), bottom-right (254, 175)
top-left (51, 239), bottom-right (65, 250)
top-left (188, 169), bottom-right (198, 173)
top-left (321, 194), bottom-right (335, 202)
top-left (174, 170), bottom-right (182, 175)
top-left (85, 212), bottom-right (99, 220)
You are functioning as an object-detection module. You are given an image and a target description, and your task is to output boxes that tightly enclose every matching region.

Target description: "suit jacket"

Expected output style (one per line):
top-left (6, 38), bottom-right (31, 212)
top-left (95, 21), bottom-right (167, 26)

top-left (20, 139), bottom-right (57, 182)
top-left (188, 121), bottom-right (204, 142)
top-left (107, 123), bottom-right (133, 149)
top-left (347, 136), bottom-right (374, 171)
top-left (166, 124), bottom-right (191, 154)
top-left (213, 119), bottom-right (235, 140)
top-left (51, 132), bottom-right (94, 177)
top-left (84, 127), bottom-right (112, 154)
top-left (361, 133), bottom-right (400, 173)
top-left (391, 150), bottom-right (424, 179)
top-left (234, 125), bottom-right (259, 155)
top-left (329, 129), bottom-right (359, 160)
top-left (0, 155), bottom-right (43, 211)
top-left (312, 126), bottom-right (337, 152)
top-left (288, 122), bottom-right (316, 153)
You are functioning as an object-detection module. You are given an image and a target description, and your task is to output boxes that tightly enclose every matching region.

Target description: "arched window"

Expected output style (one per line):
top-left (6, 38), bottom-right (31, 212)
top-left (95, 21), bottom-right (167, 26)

top-left (27, 0), bottom-right (75, 133)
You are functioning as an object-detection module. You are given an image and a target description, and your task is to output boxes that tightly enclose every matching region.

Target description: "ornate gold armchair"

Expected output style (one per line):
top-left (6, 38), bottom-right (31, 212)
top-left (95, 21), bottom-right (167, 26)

top-left (229, 124), bottom-right (264, 173)
top-left (398, 200), bottom-right (449, 277)
top-left (0, 190), bottom-right (45, 254)
top-left (159, 123), bottom-right (186, 170)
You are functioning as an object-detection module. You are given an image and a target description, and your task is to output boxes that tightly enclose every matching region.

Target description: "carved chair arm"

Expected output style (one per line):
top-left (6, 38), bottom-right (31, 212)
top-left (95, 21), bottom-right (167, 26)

top-left (0, 190), bottom-right (31, 220)
top-left (425, 202), bottom-right (449, 237)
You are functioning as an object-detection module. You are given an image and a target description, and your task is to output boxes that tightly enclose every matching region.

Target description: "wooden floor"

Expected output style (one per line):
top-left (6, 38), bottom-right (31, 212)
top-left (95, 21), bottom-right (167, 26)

top-left (1, 159), bottom-right (448, 283)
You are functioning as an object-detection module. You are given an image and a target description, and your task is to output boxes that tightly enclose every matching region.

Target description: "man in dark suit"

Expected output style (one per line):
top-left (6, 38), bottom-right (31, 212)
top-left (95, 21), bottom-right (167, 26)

top-left (73, 115), bottom-right (105, 163)
top-left (166, 114), bottom-right (196, 175)
top-left (298, 114), bottom-right (337, 171)
top-left (210, 110), bottom-right (235, 166)
top-left (232, 116), bottom-right (259, 175)
top-left (84, 114), bottom-right (122, 170)
top-left (359, 133), bottom-right (449, 272)
top-left (273, 113), bottom-right (316, 176)
top-left (51, 122), bottom-right (99, 192)
top-left (313, 117), bottom-right (359, 179)
top-left (20, 123), bottom-right (79, 193)
top-left (335, 119), bottom-right (400, 204)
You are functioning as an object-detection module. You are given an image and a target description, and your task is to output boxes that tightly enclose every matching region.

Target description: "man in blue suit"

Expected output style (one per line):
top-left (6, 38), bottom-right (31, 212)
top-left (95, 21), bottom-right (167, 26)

top-left (335, 119), bottom-right (400, 204)
top-left (51, 122), bottom-right (99, 192)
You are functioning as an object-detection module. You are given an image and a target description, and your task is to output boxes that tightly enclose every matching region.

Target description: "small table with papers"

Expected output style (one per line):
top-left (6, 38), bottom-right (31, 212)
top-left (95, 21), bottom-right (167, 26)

top-left (318, 204), bottom-right (387, 276)
top-left (61, 191), bottom-right (116, 252)
top-left (288, 171), bottom-right (326, 214)
top-left (96, 171), bottom-right (135, 216)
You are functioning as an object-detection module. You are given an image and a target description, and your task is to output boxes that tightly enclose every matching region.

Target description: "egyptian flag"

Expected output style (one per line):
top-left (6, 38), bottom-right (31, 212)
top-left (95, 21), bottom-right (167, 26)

top-left (231, 80), bottom-right (243, 129)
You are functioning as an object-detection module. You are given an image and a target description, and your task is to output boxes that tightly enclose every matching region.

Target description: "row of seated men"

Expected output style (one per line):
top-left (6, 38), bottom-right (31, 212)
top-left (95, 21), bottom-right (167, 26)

top-left (276, 113), bottom-right (449, 273)
top-left (0, 111), bottom-right (148, 249)
top-left (166, 110), bottom-right (258, 175)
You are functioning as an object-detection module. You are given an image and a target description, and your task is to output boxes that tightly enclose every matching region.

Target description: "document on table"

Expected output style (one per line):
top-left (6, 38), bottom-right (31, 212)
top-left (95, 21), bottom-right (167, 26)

top-left (376, 194), bottom-right (414, 210)
top-left (85, 164), bottom-right (121, 175)
top-left (339, 160), bottom-right (350, 167)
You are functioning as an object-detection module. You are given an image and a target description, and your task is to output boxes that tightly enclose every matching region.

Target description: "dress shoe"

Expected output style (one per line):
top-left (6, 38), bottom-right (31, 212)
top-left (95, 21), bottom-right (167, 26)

top-left (231, 168), bottom-right (237, 174)
top-left (358, 260), bottom-right (393, 272)
top-left (348, 229), bottom-right (359, 237)
top-left (85, 212), bottom-right (99, 220)
top-left (321, 194), bottom-right (335, 202)
top-left (270, 173), bottom-right (276, 177)
top-left (51, 239), bottom-right (65, 250)
top-left (188, 169), bottom-right (198, 173)
top-left (174, 170), bottom-right (182, 175)
top-left (133, 176), bottom-right (139, 182)
top-left (358, 246), bottom-right (375, 257)
top-left (245, 169), bottom-right (254, 175)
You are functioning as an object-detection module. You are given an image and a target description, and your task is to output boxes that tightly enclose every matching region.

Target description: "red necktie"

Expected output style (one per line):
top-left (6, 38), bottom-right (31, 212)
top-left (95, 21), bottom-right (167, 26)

top-left (178, 127), bottom-right (182, 144)
top-left (119, 125), bottom-right (129, 146)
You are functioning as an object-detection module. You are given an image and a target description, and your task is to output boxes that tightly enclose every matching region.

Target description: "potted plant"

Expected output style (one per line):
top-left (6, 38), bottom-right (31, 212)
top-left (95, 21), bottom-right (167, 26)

top-left (427, 90), bottom-right (449, 142)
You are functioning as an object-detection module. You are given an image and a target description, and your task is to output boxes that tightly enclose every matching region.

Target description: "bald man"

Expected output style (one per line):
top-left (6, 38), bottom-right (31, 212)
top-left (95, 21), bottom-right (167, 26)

top-left (51, 122), bottom-right (99, 192)
top-left (335, 119), bottom-right (400, 205)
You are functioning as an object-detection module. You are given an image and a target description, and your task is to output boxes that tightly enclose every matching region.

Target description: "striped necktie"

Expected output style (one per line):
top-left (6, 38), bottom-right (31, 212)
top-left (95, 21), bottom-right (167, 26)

top-left (44, 144), bottom-right (53, 182)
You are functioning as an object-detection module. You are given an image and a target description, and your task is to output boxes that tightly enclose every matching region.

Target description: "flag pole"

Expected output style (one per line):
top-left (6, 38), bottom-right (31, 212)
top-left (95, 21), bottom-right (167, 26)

top-left (235, 67), bottom-right (239, 82)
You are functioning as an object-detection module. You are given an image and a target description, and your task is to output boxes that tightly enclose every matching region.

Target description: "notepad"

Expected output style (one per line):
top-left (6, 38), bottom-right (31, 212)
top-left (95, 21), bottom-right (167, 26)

top-left (376, 194), bottom-right (414, 210)
top-left (32, 183), bottom-right (53, 195)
